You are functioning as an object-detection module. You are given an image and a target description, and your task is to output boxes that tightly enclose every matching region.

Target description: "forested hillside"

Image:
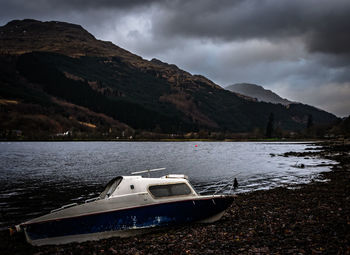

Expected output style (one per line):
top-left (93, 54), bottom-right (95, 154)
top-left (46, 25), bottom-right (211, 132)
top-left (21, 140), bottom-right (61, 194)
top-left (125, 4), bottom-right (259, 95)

top-left (0, 20), bottom-right (339, 139)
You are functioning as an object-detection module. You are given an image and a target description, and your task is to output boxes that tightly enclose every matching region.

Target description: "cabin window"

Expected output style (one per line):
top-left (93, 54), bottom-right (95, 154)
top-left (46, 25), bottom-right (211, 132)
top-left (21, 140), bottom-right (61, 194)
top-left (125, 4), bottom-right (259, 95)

top-left (149, 183), bottom-right (192, 198)
top-left (99, 177), bottom-right (123, 199)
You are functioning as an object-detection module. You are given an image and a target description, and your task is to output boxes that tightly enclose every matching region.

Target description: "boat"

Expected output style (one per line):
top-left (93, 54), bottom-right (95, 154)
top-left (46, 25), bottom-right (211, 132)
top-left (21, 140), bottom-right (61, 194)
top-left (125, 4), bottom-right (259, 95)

top-left (14, 168), bottom-right (235, 246)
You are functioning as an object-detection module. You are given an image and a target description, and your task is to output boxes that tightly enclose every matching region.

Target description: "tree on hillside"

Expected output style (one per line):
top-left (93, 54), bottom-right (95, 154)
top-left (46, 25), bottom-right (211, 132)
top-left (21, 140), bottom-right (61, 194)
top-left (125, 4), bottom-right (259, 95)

top-left (307, 114), bottom-right (313, 129)
top-left (265, 113), bottom-right (274, 138)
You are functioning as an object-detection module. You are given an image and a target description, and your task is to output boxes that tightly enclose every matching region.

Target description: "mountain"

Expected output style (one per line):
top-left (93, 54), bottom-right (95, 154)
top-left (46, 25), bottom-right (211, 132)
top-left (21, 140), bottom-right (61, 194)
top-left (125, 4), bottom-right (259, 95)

top-left (226, 83), bottom-right (292, 105)
top-left (0, 19), bottom-right (338, 139)
top-left (330, 116), bottom-right (350, 137)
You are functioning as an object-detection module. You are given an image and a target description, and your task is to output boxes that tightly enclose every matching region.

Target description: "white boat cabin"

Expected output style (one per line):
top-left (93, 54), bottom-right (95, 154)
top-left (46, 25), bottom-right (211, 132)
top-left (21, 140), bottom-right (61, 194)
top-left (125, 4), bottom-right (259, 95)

top-left (99, 174), bottom-right (198, 200)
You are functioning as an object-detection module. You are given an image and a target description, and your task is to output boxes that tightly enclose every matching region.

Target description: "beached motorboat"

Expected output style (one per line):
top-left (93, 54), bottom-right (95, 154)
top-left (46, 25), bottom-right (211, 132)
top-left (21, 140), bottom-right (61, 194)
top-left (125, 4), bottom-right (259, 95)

top-left (15, 169), bottom-right (235, 246)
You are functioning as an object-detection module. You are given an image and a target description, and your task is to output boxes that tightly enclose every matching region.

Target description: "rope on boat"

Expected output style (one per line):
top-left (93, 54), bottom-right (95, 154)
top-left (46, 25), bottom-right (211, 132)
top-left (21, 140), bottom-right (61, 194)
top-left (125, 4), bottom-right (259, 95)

top-left (198, 172), bottom-right (242, 195)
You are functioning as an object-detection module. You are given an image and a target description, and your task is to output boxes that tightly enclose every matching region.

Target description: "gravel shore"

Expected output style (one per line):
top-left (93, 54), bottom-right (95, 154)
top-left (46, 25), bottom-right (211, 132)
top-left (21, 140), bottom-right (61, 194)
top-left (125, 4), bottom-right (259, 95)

top-left (1, 141), bottom-right (349, 254)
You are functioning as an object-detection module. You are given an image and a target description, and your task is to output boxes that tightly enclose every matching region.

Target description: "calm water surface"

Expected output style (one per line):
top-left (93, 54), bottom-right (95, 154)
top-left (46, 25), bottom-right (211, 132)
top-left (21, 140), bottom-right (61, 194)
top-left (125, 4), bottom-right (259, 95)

top-left (0, 141), bottom-right (335, 230)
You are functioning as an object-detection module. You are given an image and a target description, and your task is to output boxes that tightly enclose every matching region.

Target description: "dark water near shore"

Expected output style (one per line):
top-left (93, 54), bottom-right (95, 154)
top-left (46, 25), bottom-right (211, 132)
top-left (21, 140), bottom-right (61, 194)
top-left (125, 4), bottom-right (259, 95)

top-left (0, 141), bottom-right (335, 230)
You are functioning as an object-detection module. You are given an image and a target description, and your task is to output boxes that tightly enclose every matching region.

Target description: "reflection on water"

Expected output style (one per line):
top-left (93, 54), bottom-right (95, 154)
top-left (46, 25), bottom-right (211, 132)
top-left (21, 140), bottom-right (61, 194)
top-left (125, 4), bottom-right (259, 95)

top-left (0, 141), bottom-right (335, 230)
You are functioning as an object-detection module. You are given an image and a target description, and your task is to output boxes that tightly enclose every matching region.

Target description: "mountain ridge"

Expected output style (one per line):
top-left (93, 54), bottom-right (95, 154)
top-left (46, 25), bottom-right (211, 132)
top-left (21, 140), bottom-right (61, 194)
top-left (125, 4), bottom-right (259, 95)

top-left (226, 83), bottom-right (292, 105)
top-left (0, 19), bottom-right (338, 139)
top-left (0, 19), bottom-right (222, 91)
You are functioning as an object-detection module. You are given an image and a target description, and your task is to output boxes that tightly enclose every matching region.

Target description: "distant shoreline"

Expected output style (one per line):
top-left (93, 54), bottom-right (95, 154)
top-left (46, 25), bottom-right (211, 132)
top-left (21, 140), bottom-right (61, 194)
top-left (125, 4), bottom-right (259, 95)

top-left (0, 138), bottom-right (325, 142)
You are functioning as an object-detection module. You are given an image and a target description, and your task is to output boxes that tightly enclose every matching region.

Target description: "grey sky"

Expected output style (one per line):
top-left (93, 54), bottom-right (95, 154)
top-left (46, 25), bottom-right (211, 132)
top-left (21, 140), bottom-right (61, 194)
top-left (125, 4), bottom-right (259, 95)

top-left (1, 0), bottom-right (349, 117)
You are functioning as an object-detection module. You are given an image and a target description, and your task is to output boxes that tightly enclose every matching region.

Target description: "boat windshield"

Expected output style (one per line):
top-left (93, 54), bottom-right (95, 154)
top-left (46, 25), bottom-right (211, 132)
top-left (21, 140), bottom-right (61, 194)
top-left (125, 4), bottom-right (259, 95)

top-left (99, 177), bottom-right (123, 199)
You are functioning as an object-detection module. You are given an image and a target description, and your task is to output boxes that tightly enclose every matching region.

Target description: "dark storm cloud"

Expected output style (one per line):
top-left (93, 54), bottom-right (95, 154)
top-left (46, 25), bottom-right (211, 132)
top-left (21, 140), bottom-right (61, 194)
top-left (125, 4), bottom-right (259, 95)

top-left (2, 0), bottom-right (350, 56)
top-left (0, 0), bottom-right (157, 26)
top-left (1, 0), bottom-right (157, 12)
top-left (49, 0), bottom-right (160, 11)
top-left (151, 0), bottom-right (350, 55)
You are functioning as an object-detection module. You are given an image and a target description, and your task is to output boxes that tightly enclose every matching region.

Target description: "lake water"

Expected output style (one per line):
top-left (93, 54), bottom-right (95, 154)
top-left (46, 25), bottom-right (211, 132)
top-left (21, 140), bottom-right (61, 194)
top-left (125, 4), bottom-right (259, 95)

top-left (0, 141), bottom-right (335, 230)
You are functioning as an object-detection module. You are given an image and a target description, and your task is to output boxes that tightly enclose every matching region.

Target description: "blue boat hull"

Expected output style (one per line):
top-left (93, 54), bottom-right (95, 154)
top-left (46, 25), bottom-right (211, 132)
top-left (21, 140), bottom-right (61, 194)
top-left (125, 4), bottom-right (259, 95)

top-left (24, 196), bottom-right (234, 244)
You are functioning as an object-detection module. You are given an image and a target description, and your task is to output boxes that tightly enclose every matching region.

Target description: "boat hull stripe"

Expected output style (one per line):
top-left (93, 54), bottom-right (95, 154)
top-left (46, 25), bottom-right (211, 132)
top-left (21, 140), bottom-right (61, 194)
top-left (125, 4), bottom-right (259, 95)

top-left (25, 196), bottom-right (234, 241)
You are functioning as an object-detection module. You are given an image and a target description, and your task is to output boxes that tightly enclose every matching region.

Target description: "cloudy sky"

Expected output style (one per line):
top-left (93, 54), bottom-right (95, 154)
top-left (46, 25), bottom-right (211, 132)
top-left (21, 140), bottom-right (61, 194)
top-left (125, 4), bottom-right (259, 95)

top-left (1, 0), bottom-right (350, 117)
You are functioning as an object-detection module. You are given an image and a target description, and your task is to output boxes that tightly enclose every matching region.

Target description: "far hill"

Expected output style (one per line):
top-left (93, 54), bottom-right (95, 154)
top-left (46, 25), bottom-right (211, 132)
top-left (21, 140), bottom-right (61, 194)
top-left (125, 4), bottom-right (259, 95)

top-left (330, 116), bottom-right (350, 138)
top-left (0, 19), bottom-right (339, 139)
top-left (226, 83), bottom-right (292, 105)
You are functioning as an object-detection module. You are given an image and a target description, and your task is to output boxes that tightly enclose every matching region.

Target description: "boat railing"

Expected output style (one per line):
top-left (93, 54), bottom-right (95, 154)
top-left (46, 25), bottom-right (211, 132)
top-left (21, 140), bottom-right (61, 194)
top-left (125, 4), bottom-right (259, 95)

top-left (131, 167), bottom-right (166, 177)
top-left (50, 203), bottom-right (78, 213)
top-left (50, 197), bottom-right (99, 214)
top-left (85, 197), bottom-right (99, 203)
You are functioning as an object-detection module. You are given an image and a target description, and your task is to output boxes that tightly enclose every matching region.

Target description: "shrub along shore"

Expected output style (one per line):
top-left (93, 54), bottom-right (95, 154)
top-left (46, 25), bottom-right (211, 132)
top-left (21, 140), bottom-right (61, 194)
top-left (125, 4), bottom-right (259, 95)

top-left (1, 140), bottom-right (349, 254)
